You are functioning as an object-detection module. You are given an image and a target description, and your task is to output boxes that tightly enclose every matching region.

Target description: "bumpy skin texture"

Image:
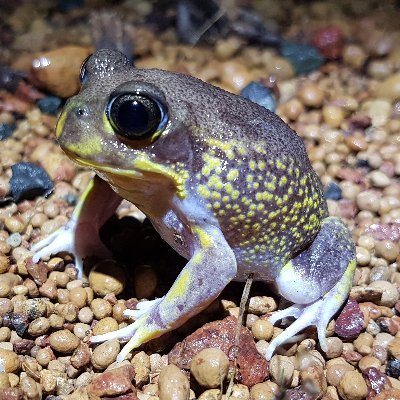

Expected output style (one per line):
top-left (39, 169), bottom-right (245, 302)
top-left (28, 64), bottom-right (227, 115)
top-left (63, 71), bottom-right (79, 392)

top-left (32, 49), bottom-right (356, 362)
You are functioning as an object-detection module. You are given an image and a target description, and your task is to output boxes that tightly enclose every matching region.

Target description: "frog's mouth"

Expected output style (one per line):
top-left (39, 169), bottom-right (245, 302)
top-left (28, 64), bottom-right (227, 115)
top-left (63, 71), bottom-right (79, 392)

top-left (62, 148), bottom-right (143, 178)
top-left (62, 148), bottom-right (187, 199)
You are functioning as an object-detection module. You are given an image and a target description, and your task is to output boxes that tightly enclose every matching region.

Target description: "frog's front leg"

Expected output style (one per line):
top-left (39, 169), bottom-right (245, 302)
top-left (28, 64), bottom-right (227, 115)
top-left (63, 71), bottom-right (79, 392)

top-left (266, 216), bottom-right (356, 360)
top-left (91, 223), bottom-right (237, 362)
top-left (32, 175), bottom-right (122, 277)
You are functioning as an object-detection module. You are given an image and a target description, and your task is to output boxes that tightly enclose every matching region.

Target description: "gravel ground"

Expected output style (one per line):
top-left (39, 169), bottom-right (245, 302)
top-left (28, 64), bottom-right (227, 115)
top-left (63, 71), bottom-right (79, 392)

top-left (0, 1), bottom-right (400, 399)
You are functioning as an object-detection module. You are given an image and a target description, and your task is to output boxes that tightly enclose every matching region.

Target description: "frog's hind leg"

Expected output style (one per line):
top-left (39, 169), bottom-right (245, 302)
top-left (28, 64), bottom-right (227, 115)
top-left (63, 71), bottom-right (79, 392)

top-left (265, 216), bottom-right (356, 360)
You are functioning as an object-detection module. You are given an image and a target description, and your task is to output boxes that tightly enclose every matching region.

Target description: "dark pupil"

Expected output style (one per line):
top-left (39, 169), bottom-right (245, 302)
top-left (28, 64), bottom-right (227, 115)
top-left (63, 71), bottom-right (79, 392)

top-left (110, 94), bottom-right (162, 140)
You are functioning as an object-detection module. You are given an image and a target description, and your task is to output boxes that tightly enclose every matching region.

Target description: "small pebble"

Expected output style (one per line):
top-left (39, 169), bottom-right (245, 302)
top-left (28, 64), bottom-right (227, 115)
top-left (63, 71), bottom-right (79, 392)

top-left (92, 317), bottom-right (119, 336)
top-left (0, 123), bottom-right (15, 141)
top-left (9, 162), bottom-right (53, 202)
top-left (89, 260), bottom-right (125, 296)
top-left (48, 329), bottom-right (80, 353)
top-left (158, 364), bottom-right (190, 400)
top-left (338, 370), bottom-right (368, 400)
top-left (91, 339), bottom-right (120, 370)
top-left (251, 319), bottom-right (274, 341)
top-left (36, 96), bottom-right (62, 115)
top-left (240, 82), bottom-right (276, 112)
top-left (280, 41), bottom-right (324, 75)
top-left (190, 348), bottom-right (229, 388)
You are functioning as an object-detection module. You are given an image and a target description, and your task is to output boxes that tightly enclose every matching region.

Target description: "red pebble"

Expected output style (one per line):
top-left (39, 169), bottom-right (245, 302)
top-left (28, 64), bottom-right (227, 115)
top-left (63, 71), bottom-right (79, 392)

top-left (335, 297), bottom-right (364, 339)
top-left (312, 26), bottom-right (344, 59)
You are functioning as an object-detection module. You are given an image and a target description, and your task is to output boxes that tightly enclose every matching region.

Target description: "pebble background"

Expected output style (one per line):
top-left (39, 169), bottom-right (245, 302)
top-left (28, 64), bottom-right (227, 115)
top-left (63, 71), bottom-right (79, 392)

top-left (0, 0), bottom-right (400, 399)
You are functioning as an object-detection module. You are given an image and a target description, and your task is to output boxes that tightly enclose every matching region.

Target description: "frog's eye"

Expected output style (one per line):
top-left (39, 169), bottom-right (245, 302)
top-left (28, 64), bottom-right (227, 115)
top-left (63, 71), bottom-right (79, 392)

top-left (79, 55), bottom-right (92, 84)
top-left (106, 92), bottom-right (167, 140)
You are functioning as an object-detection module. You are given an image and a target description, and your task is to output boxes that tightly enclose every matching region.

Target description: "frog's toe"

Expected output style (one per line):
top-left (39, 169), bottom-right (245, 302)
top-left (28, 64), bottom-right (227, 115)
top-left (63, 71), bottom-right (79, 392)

top-left (123, 298), bottom-right (163, 319)
top-left (266, 299), bottom-right (331, 360)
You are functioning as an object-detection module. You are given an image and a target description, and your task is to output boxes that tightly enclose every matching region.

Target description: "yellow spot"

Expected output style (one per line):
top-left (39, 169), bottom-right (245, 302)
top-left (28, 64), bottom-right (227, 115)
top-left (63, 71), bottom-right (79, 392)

top-left (276, 159), bottom-right (286, 170)
top-left (227, 169), bottom-right (239, 181)
top-left (249, 160), bottom-right (256, 171)
top-left (279, 176), bottom-right (288, 186)
top-left (246, 175), bottom-right (253, 183)
top-left (197, 185), bottom-right (211, 199)
top-left (258, 161), bottom-right (266, 170)
top-left (232, 190), bottom-right (240, 200)
top-left (192, 226), bottom-right (214, 248)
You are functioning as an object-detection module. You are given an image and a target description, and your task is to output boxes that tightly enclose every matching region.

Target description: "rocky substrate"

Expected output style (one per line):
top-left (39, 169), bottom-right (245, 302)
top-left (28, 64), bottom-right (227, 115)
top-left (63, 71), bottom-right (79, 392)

top-left (0, 1), bottom-right (400, 399)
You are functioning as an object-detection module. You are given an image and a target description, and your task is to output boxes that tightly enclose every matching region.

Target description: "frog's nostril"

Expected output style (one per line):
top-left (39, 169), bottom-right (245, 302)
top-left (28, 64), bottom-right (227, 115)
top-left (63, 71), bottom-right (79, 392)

top-left (75, 107), bottom-right (89, 118)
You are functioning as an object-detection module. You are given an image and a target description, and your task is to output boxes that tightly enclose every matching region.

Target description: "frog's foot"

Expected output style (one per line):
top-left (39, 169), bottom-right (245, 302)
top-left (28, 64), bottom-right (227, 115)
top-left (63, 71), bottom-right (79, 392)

top-left (31, 219), bottom-right (111, 278)
top-left (91, 298), bottom-right (164, 362)
top-left (265, 217), bottom-right (356, 360)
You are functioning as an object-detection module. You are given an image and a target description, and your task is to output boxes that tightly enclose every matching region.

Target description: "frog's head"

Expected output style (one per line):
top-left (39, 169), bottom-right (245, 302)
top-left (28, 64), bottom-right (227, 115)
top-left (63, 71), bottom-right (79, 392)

top-left (56, 49), bottom-right (203, 199)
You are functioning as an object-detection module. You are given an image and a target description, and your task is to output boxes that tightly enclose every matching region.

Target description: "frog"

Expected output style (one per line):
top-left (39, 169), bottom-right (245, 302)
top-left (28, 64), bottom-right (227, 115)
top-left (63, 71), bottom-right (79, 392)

top-left (32, 49), bottom-right (356, 362)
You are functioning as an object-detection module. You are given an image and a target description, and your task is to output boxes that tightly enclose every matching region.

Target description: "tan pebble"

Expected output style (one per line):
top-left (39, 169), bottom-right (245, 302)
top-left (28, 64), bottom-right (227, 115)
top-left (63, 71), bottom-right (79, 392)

top-left (49, 313), bottom-right (64, 329)
top-left (47, 359), bottom-right (65, 373)
top-left (362, 99), bottom-right (391, 127)
top-left (267, 57), bottom-right (294, 80)
top-left (46, 258), bottom-right (64, 273)
top-left (40, 219), bottom-right (64, 236)
top-left (0, 253), bottom-right (9, 274)
top-left (356, 247), bottom-right (370, 266)
top-left (338, 370), bottom-right (368, 400)
top-left (250, 381), bottom-right (279, 400)
top-left (89, 260), bottom-right (125, 296)
top-left (0, 273), bottom-right (22, 297)
top-left (30, 213), bottom-right (48, 228)
top-left (90, 298), bottom-right (112, 319)
top-left (214, 37), bottom-right (242, 60)
top-left (91, 339), bottom-right (120, 370)
top-left (134, 265), bottom-right (157, 299)
top-left (356, 190), bottom-right (380, 213)
top-left (158, 364), bottom-right (190, 400)
top-left (368, 60), bottom-right (393, 79)
top-left (326, 358), bottom-right (354, 386)
top-left (300, 364), bottom-right (327, 395)
top-left (48, 271), bottom-right (69, 288)
top-left (358, 355), bottom-right (381, 372)
top-left (0, 298), bottom-right (12, 316)
top-left (322, 105), bottom-right (344, 128)
top-left (190, 348), bottom-right (229, 388)
top-left (198, 388), bottom-right (221, 400)
top-left (353, 332), bottom-right (373, 356)
top-left (38, 278), bottom-right (57, 300)
top-left (229, 384), bottom-right (250, 399)
top-left (325, 337), bottom-right (343, 359)
top-left (0, 327), bottom-right (11, 342)
top-left (112, 300), bottom-right (127, 323)
top-left (343, 45), bottom-right (367, 69)
top-left (376, 73), bottom-right (400, 102)
top-left (49, 330), bottom-right (80, 353)
top-left (92, 317), bottom-right (119, 336)
top-left (69, 287), bottom-right (87, 308)
top-left (131, 351), bottom-right (151, 386)
top-left (269, 355), bottom-right (294, 386)
top-left (375, 240), bottom-right (400, 263)
top-left (73, 323), bottom-right (91, 340)
top-left (28, 317), bottom-right (50, 336)
top-left (0, 372), bottom-right (10, 389)
top-left (30, 46), bottom-right (92, 97)
top-left (220, 60), bottom-right (252, 91)
top-left (251, 319), bottom-right (274, 341)
top-left (4, 216), bottom-right (26, 233)
top-left (388, 337), bottom-right (400, 359)
top-left (298, 83), bottom-right (324, 108)
top-left (36, 348), bottom-right (54, 367)
top-left (281, 98), bottom-right (304, 121)
top-left (78, 306), bottom-right (94, 324)
top-left (368, 280), bottom-right (399, 307)
top-left (248, 296), bottom-right (277, 314)
top-left (20, 373), bottom-right (42, 400)
top-left (56, 303), bottom-right (78, 322)
top-left (0, 349), bottom-right (20, 373)
top-left (368, 171), bottom-right (391, 188)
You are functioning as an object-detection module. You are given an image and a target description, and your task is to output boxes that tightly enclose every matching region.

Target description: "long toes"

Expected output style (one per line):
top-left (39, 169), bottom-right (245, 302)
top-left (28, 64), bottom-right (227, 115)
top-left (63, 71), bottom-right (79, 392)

top-left (91, 320), bottom-right (139, 343)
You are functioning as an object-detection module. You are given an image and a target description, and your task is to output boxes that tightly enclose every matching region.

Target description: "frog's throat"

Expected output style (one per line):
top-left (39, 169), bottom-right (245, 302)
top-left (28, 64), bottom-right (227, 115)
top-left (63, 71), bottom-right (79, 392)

top-left (66, 152), bottom-right (188, 199)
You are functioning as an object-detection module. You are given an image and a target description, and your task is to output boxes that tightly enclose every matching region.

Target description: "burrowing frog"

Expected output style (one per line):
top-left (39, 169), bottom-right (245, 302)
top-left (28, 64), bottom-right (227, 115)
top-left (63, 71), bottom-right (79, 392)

top-left (32, 49), bottom-right (356, 362)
